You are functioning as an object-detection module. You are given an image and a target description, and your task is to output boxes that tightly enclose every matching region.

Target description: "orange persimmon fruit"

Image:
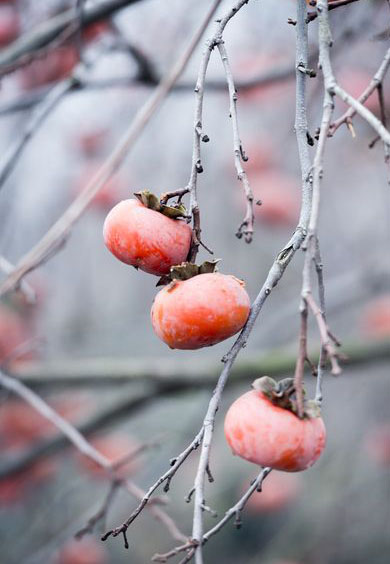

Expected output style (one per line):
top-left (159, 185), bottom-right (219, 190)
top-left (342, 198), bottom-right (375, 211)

top-left (151, 272), bottom-right (250, 350)
top-left (224, 378), bottom-right (326, 472)
top-left (103, 198), bottom-right (192, 276)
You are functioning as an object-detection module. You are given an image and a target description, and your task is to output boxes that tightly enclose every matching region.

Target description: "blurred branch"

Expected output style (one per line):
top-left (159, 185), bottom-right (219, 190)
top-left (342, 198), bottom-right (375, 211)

top-left (0, 256), bottom-right (36, 304)
top-left (9, 340), bottom-right (390, 389)
top-left (0, 77), bottom-right (77, 192)
top-left (0, 370), bottom-right (187, 542)
top-left (0, 0), bottom-right (223, 298)
top-left (0, 63), bottom-right (298, 117)
top-left (0, 384), bottom-right (178, 479)
top-left (0, 0), bottom-right (145, 76)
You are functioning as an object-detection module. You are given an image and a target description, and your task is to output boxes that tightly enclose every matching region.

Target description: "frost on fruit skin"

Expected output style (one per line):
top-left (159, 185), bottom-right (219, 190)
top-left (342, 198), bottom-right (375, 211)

top-left (224, 390), bottom-right (326, 472)
top-left (103, 199), bottom-right (192, 276)
top-left (151, 273), bottom-right (251, 350)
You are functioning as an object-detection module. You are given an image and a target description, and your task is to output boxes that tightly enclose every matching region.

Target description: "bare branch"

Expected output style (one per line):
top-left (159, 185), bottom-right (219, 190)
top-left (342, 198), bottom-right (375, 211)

top-left (0, 0), bottom-right (144, 77)
top-left (0, 256), bottom-right (36, 304)
top-left (186, 0), bottom-right (250, 264)
top-left (216, 41), bottom-right (254, 243)
top-left (0, 370), bottom-right (187, 543)
top-left (0, 369), bottom-right (111, 470)
top-left (8, 339), bottom-right (389, 390)
top-left (328, 47), bottom-right (390, 137)
top-left (0, 77), bottom-right (77, 192)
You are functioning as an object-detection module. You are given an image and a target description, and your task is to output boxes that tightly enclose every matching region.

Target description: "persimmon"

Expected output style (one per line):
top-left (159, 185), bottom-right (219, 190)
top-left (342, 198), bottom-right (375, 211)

top-left (364, 424), bottom-right (390, 466)
top-left (252, 171), bottom-right (300, 227)
top-left (74, 128), bottom-right (107, 157)
top-left (337, 69), bottom-right (380, 114)
top-left (0, 6), bottom-right (19, 46)
top-left (151, 271), bottom-right (250, 350)
top-left (82, 20), bottom-right (111, 43)
top-left (76, 433), bottom-right (140, 478)
top-left (360, 295), bottom-right (390, 339)
top-left (0, 303), bottom-right (30, 364)
top-left (73, 164), bottom-right (124, 211)
top-left (103, 195), bottom-right (192, 276)
top-left (244, 471), bottom-right (301, 513)
top-left (233, 53), bottom-right (293, 104)
top-left (20, 46), bottom-right (78, 90)
top-left (0, 397), bottom-right (89, 448)
top-left (224, 377), bottom-right (326, 472)
top-left (0, 459), bottom-right (57, 506)
top-left (57, 537), bottom-right (108, 564)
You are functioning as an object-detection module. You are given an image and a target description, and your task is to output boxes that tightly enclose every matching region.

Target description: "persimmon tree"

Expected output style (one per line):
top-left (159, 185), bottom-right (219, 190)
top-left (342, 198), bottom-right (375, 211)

top-left (0, 1), bottom-right (389, 563)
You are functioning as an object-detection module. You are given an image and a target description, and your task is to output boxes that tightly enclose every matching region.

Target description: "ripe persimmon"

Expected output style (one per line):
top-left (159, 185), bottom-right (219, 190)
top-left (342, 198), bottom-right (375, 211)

top-left (224, 377), bottom-right (326, 472)
top-left (360, 295), bottom-right (390, 339)
top-left (151, 272), bottom-right (250, 350)
top-left (244, 470), bottom-right (301, 513)
top-left (57, 538), bottom-right (108, 564)
top-left (0, 6), bottom-right (19, 47)
top-left (20, 46), bottom-right (78, 90)
top-left (103, 196), bottom-right (192, 276)
top-left (0, 304), bottom-right (31, 364)
top-left (252, 171), bottom-right (300, 227)
top-left (73, 164), bottom-right (124, 211)
top-left (77, 434), bottom-right (140, 477)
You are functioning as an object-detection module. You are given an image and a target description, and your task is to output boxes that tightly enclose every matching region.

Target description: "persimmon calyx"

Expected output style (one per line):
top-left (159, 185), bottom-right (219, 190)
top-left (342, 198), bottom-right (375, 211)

top-left (134, 190), bottom-right (188, 219)
top-left (252, 376), bottom-right (321, 419)
top-left (156, 259), bottom-right (221, 287)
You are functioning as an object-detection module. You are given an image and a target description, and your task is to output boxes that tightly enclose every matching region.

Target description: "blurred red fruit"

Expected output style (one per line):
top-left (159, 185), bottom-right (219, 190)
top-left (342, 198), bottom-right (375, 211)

top-left (0, 397), bottom-right (89, 448)
top-left (337, 69), bottom-right (380, 114)
top-left (234, 54), bottom-right (293, 104)
top-left (250, 171), bottom-right (300, 227)
top-left (244, 471), bottom-right (301, 513)
top-left (361, 295), bottom-right (390, 339)
top-left (57, 537), bottom-right (108, 564)
top-left (0, 459), bottom-right (57, 507)
top-left (20, 46), bottom-right (78, 90)
top-left (0, 6), bottom-right (19, 47)
top-left (0, 304), bottom-right (31, 364)
top-left (75, 129), bottom-right (107, 157)
top-left (73, 164), bottom-right (125, 211)
top-left (82, 20), bottom-right (110, 43)
top-left (76, 434), bottom-right (141, 478)
top-left (364, 424), bottom-right (390, 466)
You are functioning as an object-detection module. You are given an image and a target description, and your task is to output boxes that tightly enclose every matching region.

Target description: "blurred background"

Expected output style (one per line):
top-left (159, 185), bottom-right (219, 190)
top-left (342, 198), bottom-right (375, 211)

top-left (0, 0), bottom-right (389, 563)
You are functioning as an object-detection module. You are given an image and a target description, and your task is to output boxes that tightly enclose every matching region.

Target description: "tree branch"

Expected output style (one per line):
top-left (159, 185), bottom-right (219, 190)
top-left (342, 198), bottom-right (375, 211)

top-left (216, 40), bottom-right (254, 243)
top-left (0, 0), bottom-right (144, 76)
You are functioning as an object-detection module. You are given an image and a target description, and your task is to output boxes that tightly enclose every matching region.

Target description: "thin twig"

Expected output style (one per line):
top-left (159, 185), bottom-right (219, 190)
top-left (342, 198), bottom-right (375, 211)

top-left (0, 256), bottom-right (36, 304)
top-left (328, 47), bottom-right (390, 137)
top-left (186, 0), bottom-right (249, 264)
top-left (0, 77), bottom-right (78, 193)
top-left (151, 468), bottom-right (272, 563)
top-left (216, 40), bottom-right (254, 243)
top-left (0, 0), bottom-right (144, 76)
